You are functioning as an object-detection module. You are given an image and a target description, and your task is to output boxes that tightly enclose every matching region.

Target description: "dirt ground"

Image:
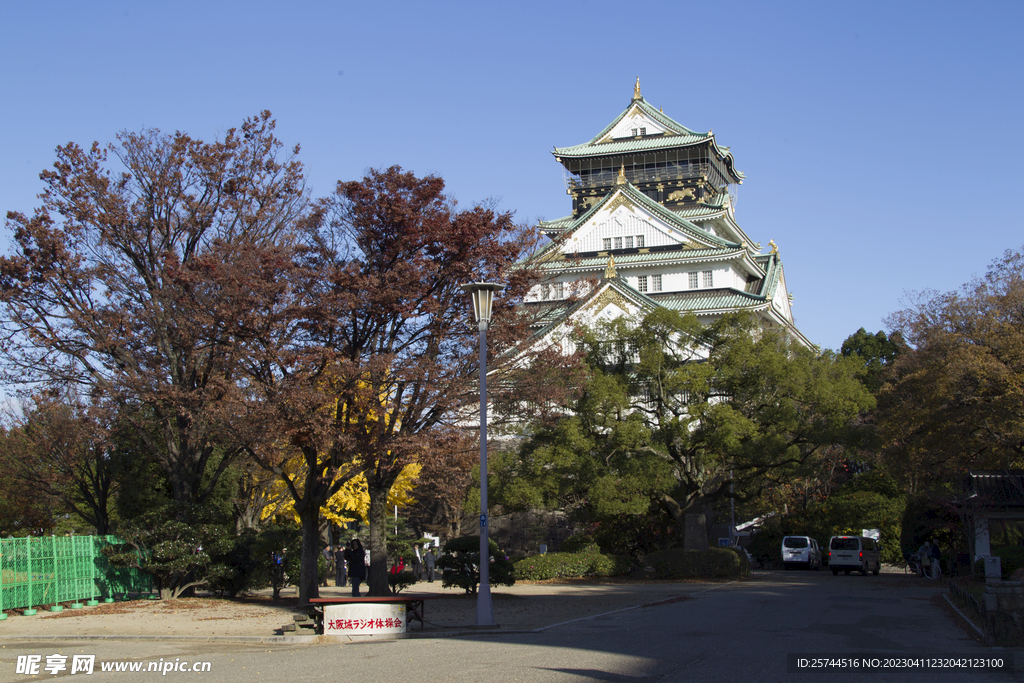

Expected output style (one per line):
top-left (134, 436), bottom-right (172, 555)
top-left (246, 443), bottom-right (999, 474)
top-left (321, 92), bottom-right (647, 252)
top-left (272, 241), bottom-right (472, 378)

top-left (0, 579), bottom-right (719, 639)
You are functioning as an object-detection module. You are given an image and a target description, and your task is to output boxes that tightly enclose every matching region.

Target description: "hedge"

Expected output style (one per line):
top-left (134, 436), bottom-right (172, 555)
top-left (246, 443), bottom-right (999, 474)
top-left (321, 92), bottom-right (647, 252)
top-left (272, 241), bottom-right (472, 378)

top-left (514, 546), bottom-right (633, 581)
top-left (644, 548), bottom-right (749, 580)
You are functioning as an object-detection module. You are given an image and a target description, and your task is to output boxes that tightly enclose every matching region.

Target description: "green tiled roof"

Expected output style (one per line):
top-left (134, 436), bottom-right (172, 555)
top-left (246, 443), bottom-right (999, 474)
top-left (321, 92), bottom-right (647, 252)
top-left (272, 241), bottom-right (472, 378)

top-left (537, 247), bottom-right (743, 271)
top-left (671, 205), bottom-right (726, 219)
top-left (538, 215), bottom-right (576, 234)
top-left (753, 253), bottom-right (781, 300)
top-left (554, 134), bottom-right (712, 158)
top-left (652, 288), bottom-right (769, 313)
top-left (524, 300), bottom-right (575, 327)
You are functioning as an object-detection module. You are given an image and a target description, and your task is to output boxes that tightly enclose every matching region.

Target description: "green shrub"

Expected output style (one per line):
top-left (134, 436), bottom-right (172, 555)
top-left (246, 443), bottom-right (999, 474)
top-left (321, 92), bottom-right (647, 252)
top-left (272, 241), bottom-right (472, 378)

top-left (724, 547), bottom-right (751, 578)
top-left (207, 530), bottom-right (262, 598)
top-left (644, 548), bottom-right (745, 580)
top-left (388, 570), bottom-right (417, 594)
top-left (514, 544), bottom-right (635, 581)
top-left (102, 508), bottom-right (235, 599)
top-left (560, 534), bottom-right (596, 554)
top-left (746, 523), bottom-right (784, 568)
top-left (253, 524), bottom-right (302, 600)
top-left (437, 536), bottom-right (515, 594)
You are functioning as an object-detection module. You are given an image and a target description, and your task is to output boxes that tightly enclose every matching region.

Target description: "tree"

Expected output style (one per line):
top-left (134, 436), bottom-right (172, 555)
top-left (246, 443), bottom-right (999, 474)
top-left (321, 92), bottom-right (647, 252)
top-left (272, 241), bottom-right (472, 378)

top-left (103, 507), bottom-right (235, 599)
top-left (840, 328), bottom-right (906, 393)
top-left (247, 166), bottom-right (543, 601)
top-left (1, 393), bottom-right (120, 534)
top-left (403, 431), bottom-right (479, 542)
top-left (879, 246), bottom-right (1024, 491)
top-left (436, 535), bottom-right (515, 595)
top-left (500, 309), bottom-right (874, 552)
top-left (0, 112), bottom-right (307, 513)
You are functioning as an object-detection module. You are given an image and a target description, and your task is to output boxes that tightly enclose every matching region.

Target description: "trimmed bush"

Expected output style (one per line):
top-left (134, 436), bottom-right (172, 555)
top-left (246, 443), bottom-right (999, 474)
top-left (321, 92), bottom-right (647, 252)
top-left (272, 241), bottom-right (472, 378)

top-left (724, 546), bottom-right (751, 578)
top-left (388, 570), bottom-right (417, 594)
top-left (560, 534), bottom-right (596, 554)
top-left (437, 536), bottom-right (515, 594)
top-left (644, 548), bottom-right (746, 580)
top-left (514, 553), bottom-right (591, 581)
top-left (514, 548), bottom-right (633, 581)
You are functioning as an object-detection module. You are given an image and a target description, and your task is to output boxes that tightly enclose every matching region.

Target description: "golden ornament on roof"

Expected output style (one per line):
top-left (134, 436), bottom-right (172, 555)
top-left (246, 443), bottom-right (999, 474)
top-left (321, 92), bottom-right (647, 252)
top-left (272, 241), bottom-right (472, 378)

top-left (605, 255), bottom-right (617, 279)
top-left (633, 77), bottom-right (641, 101)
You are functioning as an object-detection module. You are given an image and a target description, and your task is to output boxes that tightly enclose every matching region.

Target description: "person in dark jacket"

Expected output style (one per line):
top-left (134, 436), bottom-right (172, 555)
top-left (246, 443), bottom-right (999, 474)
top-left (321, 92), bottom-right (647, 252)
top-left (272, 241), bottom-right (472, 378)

top-left (345, 539), bottom-right (367, 597)
top-left (424, 546), bottom-right (436, 582)
top-left (334, 545), bottom-right (347, 587)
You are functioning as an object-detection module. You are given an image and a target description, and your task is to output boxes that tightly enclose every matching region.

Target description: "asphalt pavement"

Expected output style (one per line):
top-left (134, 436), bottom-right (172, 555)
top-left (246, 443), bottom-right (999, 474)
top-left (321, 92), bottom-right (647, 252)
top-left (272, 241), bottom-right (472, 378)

top-left (1, 571), bottom-right (1019, 682)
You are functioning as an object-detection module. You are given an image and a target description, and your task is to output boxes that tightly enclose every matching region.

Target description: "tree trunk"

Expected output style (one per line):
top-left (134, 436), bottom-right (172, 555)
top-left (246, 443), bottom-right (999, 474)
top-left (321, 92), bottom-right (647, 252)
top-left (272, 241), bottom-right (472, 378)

top-left (366, 486), bottom-right (390, 596)
top-left (298, 506), bottom-right (321, 606)
top-left (683, 511), bottom-right (707, 551)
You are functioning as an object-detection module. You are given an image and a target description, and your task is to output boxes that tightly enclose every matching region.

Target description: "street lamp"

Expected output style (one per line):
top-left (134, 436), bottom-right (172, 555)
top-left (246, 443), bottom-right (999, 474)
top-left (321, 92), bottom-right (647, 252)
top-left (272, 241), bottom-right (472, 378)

top-left (461, 281), bottom-right (503, 628)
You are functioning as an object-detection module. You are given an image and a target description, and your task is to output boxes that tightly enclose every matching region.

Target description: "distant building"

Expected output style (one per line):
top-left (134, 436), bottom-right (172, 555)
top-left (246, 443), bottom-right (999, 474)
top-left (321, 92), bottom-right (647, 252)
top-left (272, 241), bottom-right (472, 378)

top-left (523, 80), bottom-right (810, 347)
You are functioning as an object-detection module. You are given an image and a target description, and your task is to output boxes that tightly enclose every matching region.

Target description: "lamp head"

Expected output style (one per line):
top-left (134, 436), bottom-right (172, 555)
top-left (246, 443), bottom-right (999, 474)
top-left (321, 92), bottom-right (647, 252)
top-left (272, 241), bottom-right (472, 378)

top-left (460, 282), bottom-right (504, 329)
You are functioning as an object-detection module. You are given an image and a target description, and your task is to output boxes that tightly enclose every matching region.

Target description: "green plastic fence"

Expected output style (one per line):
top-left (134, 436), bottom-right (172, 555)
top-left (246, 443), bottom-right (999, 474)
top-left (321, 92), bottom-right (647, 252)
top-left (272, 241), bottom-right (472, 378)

top-left (0, 535), bottom-right (152, 611)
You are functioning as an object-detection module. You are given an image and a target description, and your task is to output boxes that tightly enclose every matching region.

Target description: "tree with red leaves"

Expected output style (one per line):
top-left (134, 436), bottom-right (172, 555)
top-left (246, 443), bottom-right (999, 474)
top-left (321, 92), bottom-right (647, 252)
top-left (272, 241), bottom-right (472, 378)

top-left (248, 166), bottom-right (546, 601)
top-left (1, 393), bottom-right (120, 535)
top-left (0, 111), bottom-right (307, 514)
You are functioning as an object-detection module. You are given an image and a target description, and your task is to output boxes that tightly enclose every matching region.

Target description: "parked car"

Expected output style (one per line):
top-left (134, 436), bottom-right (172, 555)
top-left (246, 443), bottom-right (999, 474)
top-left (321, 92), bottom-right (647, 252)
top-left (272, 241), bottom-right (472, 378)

top-left (828, 535), bottom-right (882, 576)
top-left (781, 536), bottom-right (822, 570)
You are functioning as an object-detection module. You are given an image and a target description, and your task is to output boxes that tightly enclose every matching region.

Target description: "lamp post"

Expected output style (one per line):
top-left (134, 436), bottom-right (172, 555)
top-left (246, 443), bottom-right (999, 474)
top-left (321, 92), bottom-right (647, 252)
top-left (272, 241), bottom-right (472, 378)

top-left (461, 281), bottom-right (503, 628)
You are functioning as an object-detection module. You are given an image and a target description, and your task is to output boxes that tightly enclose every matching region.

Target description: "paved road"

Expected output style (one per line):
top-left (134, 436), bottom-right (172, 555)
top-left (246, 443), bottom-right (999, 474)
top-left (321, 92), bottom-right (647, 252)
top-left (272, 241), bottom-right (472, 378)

top-left (2, 572), bottom-right (1018, 682)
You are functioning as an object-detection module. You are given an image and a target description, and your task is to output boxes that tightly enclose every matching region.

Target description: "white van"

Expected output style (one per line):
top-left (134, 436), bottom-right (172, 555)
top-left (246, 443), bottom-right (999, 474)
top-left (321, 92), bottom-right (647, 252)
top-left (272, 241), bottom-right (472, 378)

top-left (828, 535), bottom-right (881, 576)
top-left (781, 536), bottom-right (821, 570)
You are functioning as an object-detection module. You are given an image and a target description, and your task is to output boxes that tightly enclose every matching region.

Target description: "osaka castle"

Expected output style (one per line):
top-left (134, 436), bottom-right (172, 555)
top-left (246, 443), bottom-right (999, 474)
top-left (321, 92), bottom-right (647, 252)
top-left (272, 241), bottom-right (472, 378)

top-left (523, 80), bottom-right (811, 347)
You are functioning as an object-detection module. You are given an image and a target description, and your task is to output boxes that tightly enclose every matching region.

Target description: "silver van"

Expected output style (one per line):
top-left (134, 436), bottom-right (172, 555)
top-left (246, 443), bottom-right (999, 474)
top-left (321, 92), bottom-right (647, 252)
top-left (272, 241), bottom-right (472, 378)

top-left (781, 536), bottom-right (821, 570)
top-left (828, 535), bottom-right (881, 575)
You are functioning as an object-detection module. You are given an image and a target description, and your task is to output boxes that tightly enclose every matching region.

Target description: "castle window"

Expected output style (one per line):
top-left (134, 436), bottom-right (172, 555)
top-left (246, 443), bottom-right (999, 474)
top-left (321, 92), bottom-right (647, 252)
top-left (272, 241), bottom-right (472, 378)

top-left (636, 235), bottom-right (645, 248)
top-left (652, 274), bottom-right (662, 291)
top-left (637, 276), bottom-right (648, 292)
top-left (554, 282), bottom-right (564, 299)
top-left (602, 238), bottom-right (611, 251)
top-left (614, 237), bottom-right (622, 250)
top-left (702, 270), bottom-right (713, 287)
top-left (541, 284), bottom-right (550, 300)
top-left (688, 272), bottom-right (698, 288)
top-left (631, 128), bottom-right (637, 136)
top-left (624, 236), bottom-right (633, 249)
top-left (639, 127), bottom-right (647, 136)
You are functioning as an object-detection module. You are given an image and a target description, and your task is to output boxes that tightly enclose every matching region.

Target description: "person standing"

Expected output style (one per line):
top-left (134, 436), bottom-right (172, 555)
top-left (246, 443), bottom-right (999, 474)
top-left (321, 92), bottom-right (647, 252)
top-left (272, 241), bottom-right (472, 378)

top-left (345, 539), bottom-right (367, 597)
top-left (334, 545), bottom-right (347, 587)
top-left (321, 545), bottom-right (333, 587)
top-left (424, 546), bottom-right (436, 582)
top-left (412, 543), bottom-right (423, 580)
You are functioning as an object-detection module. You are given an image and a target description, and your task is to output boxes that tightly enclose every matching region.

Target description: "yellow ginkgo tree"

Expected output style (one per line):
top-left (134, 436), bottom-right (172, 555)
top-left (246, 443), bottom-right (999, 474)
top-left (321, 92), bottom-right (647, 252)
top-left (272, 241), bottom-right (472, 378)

top-left (260, 461), bottom-right (422, 528)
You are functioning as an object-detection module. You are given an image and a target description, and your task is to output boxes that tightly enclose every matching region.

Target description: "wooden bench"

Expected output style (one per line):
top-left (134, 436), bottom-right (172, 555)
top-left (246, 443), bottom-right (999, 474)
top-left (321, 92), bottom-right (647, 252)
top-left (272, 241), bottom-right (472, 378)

top-left (309, 595), bottom-right (438, 633)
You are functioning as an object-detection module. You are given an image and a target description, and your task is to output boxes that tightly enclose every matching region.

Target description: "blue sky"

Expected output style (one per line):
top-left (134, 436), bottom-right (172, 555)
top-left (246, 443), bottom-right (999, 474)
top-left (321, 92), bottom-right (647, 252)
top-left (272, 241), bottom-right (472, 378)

top-left (2, 1), bottom-right (1021, 352)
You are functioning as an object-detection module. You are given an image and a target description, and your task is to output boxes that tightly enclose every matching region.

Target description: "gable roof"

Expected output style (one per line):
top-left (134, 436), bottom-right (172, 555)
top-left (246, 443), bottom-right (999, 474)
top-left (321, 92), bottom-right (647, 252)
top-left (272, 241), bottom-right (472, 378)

top-left (552, 95), bottom-right (743, 182)
top-left (521, 276), bottom-right (662, 343)
top-left (536, 181), bottom-right (740, 257)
